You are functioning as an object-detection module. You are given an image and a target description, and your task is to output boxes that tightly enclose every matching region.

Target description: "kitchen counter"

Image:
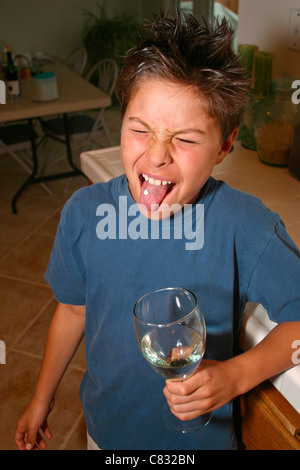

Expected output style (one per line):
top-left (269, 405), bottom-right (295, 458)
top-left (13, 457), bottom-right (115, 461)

top-left (80, 141), bottom-right (300, 414)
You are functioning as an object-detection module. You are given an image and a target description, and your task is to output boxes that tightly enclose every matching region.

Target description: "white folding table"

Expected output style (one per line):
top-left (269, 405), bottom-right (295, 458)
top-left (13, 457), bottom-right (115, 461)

top-left (0, 60), bottom-right (111, 212)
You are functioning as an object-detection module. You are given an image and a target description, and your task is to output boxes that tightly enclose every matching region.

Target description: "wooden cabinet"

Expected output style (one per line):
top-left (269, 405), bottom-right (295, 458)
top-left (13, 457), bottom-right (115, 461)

top-left (240, 381), bottom-right (300, 450)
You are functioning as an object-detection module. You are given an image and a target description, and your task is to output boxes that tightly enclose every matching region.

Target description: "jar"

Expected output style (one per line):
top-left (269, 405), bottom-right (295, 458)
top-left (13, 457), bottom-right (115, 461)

top-left (254, 77), bottom-right (297, 166)
top-left (33, 71), bottom-right (58, 101)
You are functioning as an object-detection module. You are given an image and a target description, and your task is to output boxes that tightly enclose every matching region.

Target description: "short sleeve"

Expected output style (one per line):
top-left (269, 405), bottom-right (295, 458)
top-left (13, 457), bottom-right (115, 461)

top-left (247, 219), bottom-right (300, 323)
top-left (45, 197), bottom-right (86, 305)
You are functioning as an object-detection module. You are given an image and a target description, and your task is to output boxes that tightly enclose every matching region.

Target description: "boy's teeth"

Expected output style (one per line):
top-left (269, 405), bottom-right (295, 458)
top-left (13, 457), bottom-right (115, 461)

top-left (140, 174), bottom-right (174, 211)
top-left (142, 174), bottom-right (171, 186)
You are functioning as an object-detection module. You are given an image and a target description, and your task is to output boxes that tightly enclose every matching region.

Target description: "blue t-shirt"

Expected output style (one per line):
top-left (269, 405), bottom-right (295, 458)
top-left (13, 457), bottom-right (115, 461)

top-left (45, 175), bottom-right (300, 450)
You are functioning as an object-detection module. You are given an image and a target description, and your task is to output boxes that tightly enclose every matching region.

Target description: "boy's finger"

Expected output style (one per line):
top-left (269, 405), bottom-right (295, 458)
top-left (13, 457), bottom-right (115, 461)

top-left (43, 425), bottom-right (52, 439)
top-left (25, 428), bottom-right (38, 450)
top-left (40, 421), bottom-right (52, 439)
top-left (15, 429), bottom-right (27, 450)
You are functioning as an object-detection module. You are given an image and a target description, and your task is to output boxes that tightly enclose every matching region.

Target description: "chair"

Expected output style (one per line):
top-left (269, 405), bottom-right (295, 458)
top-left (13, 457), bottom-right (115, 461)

top-left (0, 123), bottom-right (52, 195)
top-left (40, 58), bottom-right (119, 163)
top-left (65, 46), bottom-right (87, 76)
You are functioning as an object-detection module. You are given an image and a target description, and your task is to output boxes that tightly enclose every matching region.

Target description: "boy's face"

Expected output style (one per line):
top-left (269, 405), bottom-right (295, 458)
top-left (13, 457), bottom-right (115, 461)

top-left (121, 78), bottom-right (235, 219)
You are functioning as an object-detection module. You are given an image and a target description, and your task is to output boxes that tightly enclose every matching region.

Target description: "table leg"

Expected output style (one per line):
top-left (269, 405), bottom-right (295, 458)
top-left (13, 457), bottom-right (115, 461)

top-left (11, 118), bottom-right (37, 214)
top-left (11, 115), bottom-right (84, 213)
top-left (63, 113), bottom-right (78, 172)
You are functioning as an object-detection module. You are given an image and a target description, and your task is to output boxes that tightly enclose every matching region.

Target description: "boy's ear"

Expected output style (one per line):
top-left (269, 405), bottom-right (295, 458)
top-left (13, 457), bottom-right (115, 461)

top-left (216, 128), bottom-right (238, 164)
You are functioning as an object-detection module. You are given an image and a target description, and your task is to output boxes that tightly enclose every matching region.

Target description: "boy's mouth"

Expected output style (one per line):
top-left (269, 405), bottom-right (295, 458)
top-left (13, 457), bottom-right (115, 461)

top-left (139, 173), bottom-right (176, 211)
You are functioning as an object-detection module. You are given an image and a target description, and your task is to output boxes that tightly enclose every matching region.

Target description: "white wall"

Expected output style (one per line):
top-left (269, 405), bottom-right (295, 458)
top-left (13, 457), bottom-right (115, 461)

top-left (237, 0), bottom-right (300, 78)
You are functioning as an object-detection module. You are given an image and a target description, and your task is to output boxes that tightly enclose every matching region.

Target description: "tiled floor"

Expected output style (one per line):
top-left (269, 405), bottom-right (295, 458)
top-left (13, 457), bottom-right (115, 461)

top-left (1, 108), bottom-right (299, 450)
top-left (0, 106), bottom-right (122, 450)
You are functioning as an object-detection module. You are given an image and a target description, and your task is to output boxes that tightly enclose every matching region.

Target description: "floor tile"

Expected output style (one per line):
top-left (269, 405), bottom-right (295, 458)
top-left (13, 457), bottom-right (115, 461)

top-left (0, 225), bottom-right (29, 262)
top-left (0, 188), bottom-right (63, 232)
top-left (0, 153), bottom-right (30, 202)
top-left (0, 232), bottom-right (55, 285)
top-left (59, 414), bottom-right (87, 450)
top-left (0, 276), bottom-right (53, 348)
top-left (34, 209), bottom-right (62, 237)
top-left (14, 298), bottom-right (86, 371)
top-left (0, 350), bottom-right (85, 450)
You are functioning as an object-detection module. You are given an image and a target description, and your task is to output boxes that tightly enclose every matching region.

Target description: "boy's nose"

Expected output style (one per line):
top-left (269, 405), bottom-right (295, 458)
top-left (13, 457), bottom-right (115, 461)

top-left (146, 141), bottom-right (173, 168)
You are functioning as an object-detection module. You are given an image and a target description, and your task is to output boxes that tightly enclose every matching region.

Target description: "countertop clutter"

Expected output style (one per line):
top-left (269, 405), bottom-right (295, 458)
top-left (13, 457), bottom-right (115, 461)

top-left (80, 141), bottom-right (300, 415)
top-left (0, 60), bottom-right (111, 122)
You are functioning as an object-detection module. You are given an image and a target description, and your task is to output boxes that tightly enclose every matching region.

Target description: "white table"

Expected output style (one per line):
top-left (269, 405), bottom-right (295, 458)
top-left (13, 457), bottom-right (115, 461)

top-left (0, 60), bottom-right (111, 212)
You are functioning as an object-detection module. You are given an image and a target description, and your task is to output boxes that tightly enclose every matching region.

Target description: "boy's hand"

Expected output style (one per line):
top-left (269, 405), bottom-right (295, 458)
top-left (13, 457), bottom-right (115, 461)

top-left (164, 322), bottom-right (300, 422)
top-left (15, 398), bottom-right (54, 450)
top-left (15, 302), bottom-right (85, 450)
top-left (163, 359), bottom-right (240, 421)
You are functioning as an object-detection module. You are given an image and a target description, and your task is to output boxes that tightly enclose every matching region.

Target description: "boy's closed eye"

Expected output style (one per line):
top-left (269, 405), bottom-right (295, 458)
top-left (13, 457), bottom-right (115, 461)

top-left (132, 129), bottom-right (148, 133)
top-left (176, 137), bottom-right (197, 144)
top-left (130, 128), bottom-right (198, 144)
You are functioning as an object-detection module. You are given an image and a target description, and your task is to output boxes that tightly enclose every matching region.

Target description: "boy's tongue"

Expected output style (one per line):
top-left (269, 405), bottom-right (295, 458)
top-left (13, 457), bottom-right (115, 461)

top-left (139, 179), bottom-right (170, 211)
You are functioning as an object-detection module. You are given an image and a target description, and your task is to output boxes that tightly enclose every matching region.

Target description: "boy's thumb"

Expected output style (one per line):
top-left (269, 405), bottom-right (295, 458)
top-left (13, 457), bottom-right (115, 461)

top-left (25, 430), bottom-right (36, 450)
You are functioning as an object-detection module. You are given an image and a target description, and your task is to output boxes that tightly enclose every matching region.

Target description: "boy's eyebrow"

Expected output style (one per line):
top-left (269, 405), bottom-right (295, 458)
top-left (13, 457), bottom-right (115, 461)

top-left (128, 117), bottom-right (151, 129)
top-left (128, 117), bottom-right (206, 135)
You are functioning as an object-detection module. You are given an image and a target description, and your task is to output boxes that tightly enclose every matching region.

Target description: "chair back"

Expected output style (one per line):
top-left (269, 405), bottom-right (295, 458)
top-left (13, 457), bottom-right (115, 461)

top-left (86, 58), bottom-right (118, 97)
top-left (66, 47), bottom-right (87, 76)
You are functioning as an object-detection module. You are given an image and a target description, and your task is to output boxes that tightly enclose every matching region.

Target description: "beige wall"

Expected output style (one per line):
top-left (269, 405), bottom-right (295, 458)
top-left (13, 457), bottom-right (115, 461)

top-left (0, 0), bottom-right (135, 61)
top-left (1, 0), bottom-right (299, 79)
top-left (237, 0), bottom-right (300, 78)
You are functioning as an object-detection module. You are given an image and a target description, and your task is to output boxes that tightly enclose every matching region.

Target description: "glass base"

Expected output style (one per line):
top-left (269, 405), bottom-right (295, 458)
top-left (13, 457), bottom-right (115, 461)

top-left (161, 402), bottom-right (212, 434)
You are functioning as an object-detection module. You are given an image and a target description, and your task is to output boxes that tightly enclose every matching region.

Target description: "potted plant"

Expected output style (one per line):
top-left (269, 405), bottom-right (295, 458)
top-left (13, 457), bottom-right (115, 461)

top-left (81, 1), bottom-right (139, 74)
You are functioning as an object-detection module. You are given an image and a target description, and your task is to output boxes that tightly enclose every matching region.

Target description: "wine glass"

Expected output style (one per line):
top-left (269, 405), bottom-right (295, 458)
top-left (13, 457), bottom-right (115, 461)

top-left (133, 287), bottom-right (212, 433)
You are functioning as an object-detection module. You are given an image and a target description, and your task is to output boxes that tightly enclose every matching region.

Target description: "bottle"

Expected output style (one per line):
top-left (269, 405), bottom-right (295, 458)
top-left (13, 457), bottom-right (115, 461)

top-left (1, 47), bottom-right (7, 75)
top-left (5, 46), bottom-right (21, 99)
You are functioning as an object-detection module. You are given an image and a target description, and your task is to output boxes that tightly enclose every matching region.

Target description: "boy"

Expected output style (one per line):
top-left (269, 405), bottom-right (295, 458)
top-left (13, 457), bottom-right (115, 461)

top-left (15, 12), bottom-right (300, 450)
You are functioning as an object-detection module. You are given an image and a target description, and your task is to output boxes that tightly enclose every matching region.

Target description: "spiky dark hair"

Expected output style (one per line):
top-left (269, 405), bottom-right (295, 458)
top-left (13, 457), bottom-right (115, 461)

top-left (116, 11), bottom-right (250, 142)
